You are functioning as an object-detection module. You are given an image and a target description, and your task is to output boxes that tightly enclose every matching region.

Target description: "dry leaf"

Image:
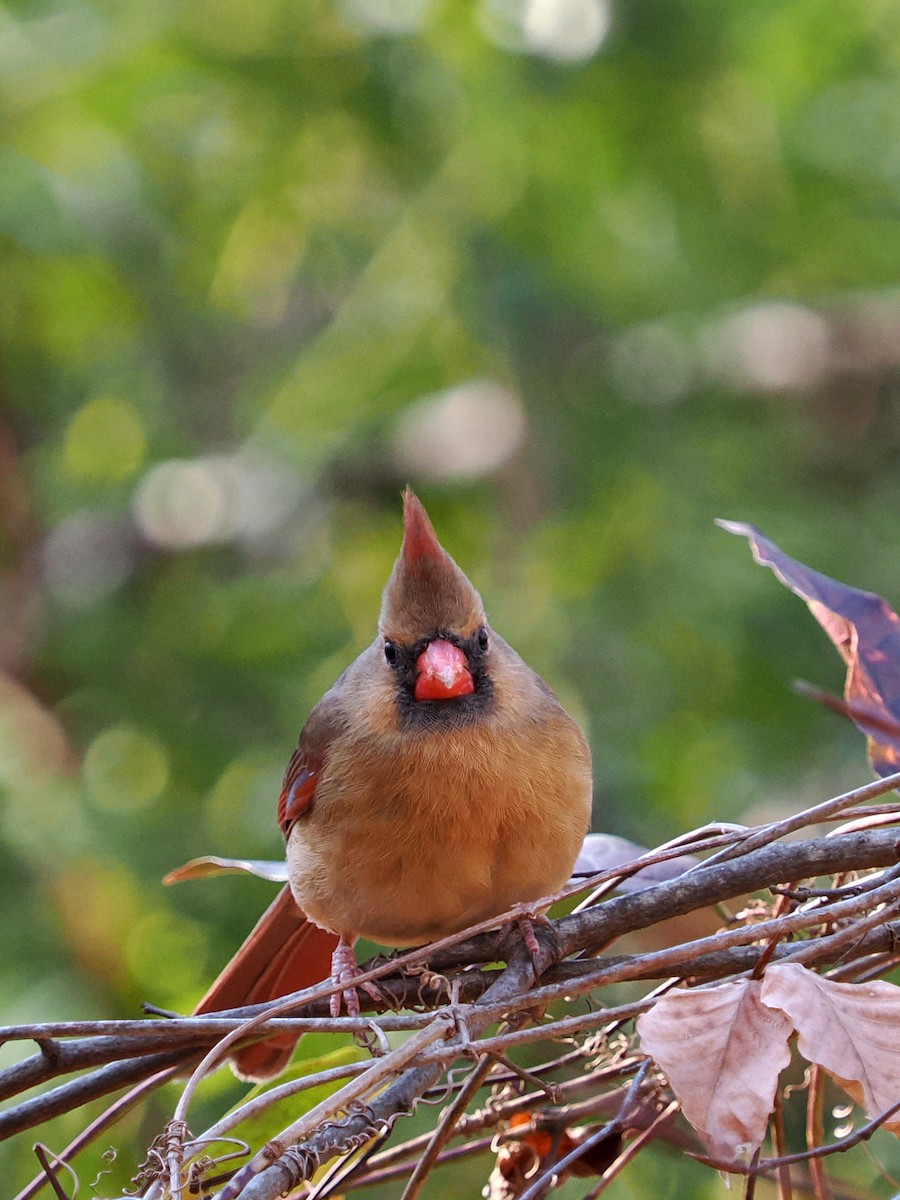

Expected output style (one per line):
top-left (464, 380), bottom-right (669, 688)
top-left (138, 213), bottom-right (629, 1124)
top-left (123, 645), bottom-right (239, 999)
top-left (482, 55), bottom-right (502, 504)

top-left (761, 962), bottom-right (900, 1131)
top-left (571, 833), bottom-right (698, 892)
top-left (163, 855), bottom-right (289, 885)
top-left (636, 979), bottom-right (793, 1161)
top-left (718, 520), bottom-right (900, 776)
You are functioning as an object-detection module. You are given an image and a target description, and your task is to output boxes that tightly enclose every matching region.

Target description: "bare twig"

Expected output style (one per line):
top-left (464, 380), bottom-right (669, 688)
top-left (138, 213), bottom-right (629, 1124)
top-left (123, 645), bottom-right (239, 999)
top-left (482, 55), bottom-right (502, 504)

top-left (579, 1099), bottom-right (680, 1198)
top-left (31, 1146), bottom-right (74, 1200)
top-left (515, 1060), bottom-right (653, 1200)
top-left (772, 1085), bottom-right (793, 1200)
top-left (399, 1054), bottom-right (495, 1200)
top-left (225, 1013), bottom-right (457, 1200)
top-left (696, 1094), bottom-right (900, 1177)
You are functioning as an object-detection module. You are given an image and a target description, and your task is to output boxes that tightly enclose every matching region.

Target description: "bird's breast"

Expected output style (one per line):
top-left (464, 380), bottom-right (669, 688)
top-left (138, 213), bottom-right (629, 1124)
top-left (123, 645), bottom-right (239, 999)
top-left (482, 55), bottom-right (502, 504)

top-left (286, 714), bottom-right (592, 946)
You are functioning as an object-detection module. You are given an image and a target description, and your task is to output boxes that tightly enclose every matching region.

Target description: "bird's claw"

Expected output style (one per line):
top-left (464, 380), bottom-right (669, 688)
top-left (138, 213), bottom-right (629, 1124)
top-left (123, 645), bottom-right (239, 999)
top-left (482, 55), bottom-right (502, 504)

top-left (518, 916), bottom-right (543, 964)
top-left (502, 913), bottom-right (557, 977)
top-left (329, 938), bottom-right (383, 1018)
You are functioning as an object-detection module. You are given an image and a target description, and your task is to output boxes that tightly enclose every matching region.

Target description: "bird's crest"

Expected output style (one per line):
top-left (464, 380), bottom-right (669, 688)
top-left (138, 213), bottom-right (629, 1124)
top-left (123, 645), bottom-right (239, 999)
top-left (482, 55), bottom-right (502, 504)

top-left (379, 489), bottom-right (485, 641)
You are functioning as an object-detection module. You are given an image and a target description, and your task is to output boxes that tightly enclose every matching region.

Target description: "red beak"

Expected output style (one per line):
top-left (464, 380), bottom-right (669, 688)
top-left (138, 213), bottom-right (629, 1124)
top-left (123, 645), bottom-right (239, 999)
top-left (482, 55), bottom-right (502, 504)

top-left (414, 640), bottom-right (475, 701)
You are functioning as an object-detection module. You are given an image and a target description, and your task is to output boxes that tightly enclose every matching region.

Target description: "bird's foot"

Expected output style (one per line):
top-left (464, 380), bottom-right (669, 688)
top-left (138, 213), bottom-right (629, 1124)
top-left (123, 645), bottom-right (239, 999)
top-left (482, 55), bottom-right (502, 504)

top-left (329, 936), bottom-right (383, 1018)
top-left (502, 913), bottom-right (557, 978)
top-left (518, 916), bottom-right (543, 963)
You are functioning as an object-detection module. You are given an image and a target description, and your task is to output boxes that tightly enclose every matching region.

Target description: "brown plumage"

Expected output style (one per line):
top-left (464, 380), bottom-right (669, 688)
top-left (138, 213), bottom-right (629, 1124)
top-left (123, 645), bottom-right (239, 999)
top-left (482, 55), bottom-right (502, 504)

top-left (198, 490), bottom-right (592, 1080)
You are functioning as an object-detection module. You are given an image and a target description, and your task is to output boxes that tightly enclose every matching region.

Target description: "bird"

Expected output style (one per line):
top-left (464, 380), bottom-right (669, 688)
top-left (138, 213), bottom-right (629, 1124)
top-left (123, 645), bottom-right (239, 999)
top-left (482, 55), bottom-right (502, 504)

top-left (195, 489), bottom-right (593, 1079)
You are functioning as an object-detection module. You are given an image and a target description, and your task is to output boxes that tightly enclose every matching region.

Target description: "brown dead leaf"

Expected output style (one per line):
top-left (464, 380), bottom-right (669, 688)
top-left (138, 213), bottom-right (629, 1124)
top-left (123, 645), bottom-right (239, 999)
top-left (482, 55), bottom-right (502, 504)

top-left (636, 979), bottom-right (793, 1161)
top-left (761, 962), bottom-right (900, 1131)
top-left (718, 520), bottom-right (900, 776)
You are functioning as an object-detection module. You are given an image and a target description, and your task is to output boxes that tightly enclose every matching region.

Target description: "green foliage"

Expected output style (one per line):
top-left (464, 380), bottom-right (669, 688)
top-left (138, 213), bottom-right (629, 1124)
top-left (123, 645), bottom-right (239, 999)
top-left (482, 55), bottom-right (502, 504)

top-left (2, 0), bottom-right (900, 1190)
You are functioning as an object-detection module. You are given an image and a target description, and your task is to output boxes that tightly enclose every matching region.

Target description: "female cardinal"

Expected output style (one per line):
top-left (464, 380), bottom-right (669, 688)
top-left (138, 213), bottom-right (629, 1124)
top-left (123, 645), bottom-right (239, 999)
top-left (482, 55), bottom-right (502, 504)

top-left (195, 490), bottom-right (592, 1079)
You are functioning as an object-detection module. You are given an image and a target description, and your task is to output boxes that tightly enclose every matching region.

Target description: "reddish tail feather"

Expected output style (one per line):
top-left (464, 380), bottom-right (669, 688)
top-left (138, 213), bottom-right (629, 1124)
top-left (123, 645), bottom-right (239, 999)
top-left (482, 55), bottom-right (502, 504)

top-left (195, 885), bottom-right (338, 1080)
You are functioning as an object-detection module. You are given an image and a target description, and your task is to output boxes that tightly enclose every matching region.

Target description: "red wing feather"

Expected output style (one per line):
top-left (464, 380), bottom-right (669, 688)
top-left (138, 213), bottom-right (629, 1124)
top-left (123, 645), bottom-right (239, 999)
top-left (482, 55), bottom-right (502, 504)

top-left (199, 694), bottom-right (341, 1077)
top-left (278, 746), bottom-right (322, 837)
top-left (195, 884), bottom-right (338, 1080)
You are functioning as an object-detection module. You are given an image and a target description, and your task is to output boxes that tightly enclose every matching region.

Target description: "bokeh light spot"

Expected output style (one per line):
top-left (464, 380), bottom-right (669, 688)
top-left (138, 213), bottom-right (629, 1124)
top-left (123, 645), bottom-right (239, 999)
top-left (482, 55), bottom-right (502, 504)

top-left (133, 459), bottom-right (226, 549)
top-left (395, 380), bottom-right (527, 480)
top-left (704, 302), bottom-right (830, 392)
top-left (482, 0), bottom-right (610, 60)
top-left (63, 396), bottom-right (146, 483)
top-left (42, 510), bottom-right (136, 606)
top-left (132, 452), bottom-right (303, 550)
top-left (83, 725), bottom-right (169, 813)
top-left (210, 201), bottom-right (305, 324)
top-left (523, 0), bottom-right (610, 61)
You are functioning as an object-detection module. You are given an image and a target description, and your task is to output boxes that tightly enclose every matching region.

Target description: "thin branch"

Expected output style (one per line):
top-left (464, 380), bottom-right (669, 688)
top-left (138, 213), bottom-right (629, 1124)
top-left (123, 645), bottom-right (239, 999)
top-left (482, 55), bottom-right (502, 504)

top-left (0, 1049), bottom-right (200, 1141)
top-left (11, 1069), bottom-right (181, 1200)
top-left (579, 1100), bottom-right (680, 1199)
top-left (182, 1060), bottom-right (372, 1157)
top-left (695, 1094), bottom-right (900, 1176)
top-left (31, 1146), bottom-right (74, 1200)
top-left (515, 1061), bottom-right (653, 1200)
top-left (399, 1054), bottom-right (495, 1200)
top-left (554, 826), bottom-right (900, 963)
top-left (772, 1085), bottom-right (793, 1200)
top-left (698, 770), bottom-right (900, 867)
top-left (224, 1013), bottom-right (457, 1200)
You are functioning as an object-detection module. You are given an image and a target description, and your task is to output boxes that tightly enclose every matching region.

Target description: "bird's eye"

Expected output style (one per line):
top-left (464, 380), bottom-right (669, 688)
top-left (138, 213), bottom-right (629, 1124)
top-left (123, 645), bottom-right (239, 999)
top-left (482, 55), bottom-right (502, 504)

top-left (476, 626), bottom-right (489, 651)
top-left (384, 640), bottom-right (398, 666)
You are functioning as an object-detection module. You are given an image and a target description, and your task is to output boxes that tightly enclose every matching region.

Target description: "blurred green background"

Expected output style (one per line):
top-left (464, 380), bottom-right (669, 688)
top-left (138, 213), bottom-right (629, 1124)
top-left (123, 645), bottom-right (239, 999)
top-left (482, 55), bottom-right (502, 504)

top-left (3, 0), bottom-right (900, 1193)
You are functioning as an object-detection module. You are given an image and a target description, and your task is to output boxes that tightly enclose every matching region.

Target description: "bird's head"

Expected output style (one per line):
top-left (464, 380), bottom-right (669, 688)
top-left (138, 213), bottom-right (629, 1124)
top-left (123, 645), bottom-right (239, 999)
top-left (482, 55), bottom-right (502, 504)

top-left (379, 490), bottom-right (492, 718)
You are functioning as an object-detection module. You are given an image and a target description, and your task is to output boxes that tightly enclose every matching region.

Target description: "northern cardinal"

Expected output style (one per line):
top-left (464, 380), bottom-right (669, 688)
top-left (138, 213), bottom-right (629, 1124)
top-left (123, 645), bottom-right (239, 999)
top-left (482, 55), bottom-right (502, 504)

top-left (196, 490), bottom-right (592, 1079)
